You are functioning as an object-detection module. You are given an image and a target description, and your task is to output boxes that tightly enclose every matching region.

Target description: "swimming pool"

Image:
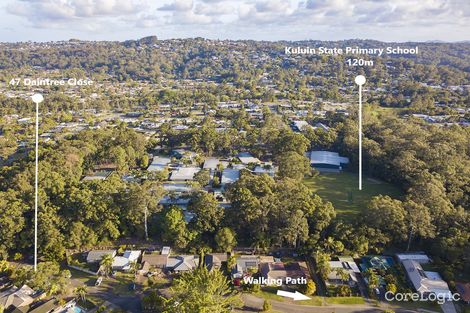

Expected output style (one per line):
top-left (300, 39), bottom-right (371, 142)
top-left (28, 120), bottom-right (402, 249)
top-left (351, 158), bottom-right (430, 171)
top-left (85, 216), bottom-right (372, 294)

top-left (72, 305), bottom-right (86, 313)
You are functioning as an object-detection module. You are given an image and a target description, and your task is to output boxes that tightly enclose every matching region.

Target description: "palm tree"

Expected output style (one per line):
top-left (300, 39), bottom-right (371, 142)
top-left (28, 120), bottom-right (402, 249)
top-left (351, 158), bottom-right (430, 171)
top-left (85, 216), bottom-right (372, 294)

top-left (129, 261), bottom-right (139, 277)
top-left (100, 254), bottom-right (114, 277)
top-left (47, 283), bottom-right (60, 296)
top-left (74, 286), bottom-right (88, 302)
top-left (335, 268), bottom-right (349, 284)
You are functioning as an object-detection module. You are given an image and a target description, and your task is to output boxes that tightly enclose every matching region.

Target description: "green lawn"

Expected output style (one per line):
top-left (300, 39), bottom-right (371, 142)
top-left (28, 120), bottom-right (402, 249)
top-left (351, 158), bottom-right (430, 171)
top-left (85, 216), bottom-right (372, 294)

top-left (304, 171), bottom-right (403, 220)
top-left (325, 297), bottom-right (365, 305)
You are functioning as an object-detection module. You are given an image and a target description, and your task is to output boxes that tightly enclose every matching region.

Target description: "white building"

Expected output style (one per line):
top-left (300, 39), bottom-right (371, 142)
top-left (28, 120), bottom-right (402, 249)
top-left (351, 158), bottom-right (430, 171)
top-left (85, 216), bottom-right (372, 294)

top-left (221, 169), bottom-right (240, 185)
top-left (147, 156), bottom-right (171, 172)
top-left (402, 259), bottom-right (452, 299)
top-left (112, 250), bottom-right (141, 271)
top-left (238, 152), bottom-right (261, 164)
top-left (170, 167), bottom-right (200, 181)
top-left (308, 151), bottom-right (349, 173)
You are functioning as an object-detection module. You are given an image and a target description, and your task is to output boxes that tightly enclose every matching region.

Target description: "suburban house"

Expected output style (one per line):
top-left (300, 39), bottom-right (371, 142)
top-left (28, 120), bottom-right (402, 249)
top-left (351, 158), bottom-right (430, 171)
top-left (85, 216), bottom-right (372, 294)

top-left (112, 250), bottom-right (141, 271)
top-left (147, 156), bottom-right (171, 172)
top-left (327, 257), bottom-right (361, 286)
top-left (260, 261), bottom-right (308, 285)
top-left (308, 151), bottom-right (349, 173)
top-left (170, 167), bottom-right (200, 181)
top-left (203, 158), bottom-right (226, 174)
top-left (291, 120), bottom-right (311, 132)
top-left (396, 253), bottom-right (431, 264)
top-left (86, 250), bottom-right (117, 263)
top-left (402, 259), bottom-right (452, 299)
top-left (141, 252), bottom-right (168, 269)
top-left (204, 253), bottom-right (228, 271)
top-left (27, 298), bottom-right (56, 313)
top-left (233, 256), bottom-right (260, 278)
top-left (82, 170), bottom-right (113, 181)
top-left (237, 152), bottom-right (261, 164)
top-left (0, 285), bottom-right (35, 311)
top-left (166, 255), bottom-right (199, 272)
top-left (221, 168), bottom-right (240, 185)
top-left (171, 149), bottom-right (197, 160)
top-left (253, 164), bottom-right (276, 177)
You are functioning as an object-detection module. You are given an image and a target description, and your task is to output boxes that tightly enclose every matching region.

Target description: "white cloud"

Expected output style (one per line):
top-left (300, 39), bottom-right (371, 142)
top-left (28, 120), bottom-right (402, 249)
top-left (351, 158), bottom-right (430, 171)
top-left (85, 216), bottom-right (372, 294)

top-left (3, 0), bottom-right (470, 41)
top-left (158, 0), bottom-right (194, 11)
top-left (195, 2), bottom-right (234, 16)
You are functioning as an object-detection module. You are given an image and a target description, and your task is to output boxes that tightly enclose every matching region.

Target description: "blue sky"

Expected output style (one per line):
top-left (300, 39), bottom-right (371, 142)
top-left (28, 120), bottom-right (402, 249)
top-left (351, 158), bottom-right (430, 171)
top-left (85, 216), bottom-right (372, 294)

top-left (1, 0), bottom-right (469, 42)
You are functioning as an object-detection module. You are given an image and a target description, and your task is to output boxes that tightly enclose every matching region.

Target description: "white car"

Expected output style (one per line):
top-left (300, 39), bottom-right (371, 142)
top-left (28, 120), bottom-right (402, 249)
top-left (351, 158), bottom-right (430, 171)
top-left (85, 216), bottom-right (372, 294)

top-left (95, 276), bottom-right (103, 286)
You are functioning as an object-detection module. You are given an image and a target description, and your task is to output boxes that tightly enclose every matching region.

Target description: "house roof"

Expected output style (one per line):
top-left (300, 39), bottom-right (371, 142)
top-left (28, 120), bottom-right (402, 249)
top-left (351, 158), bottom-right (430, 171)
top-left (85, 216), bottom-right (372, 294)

top-left (402, 260), bottom-right (451, 296)
top-left (309, 151), bottom-right (349, 167)
top-left (238, 156), bottom-right (261, 164)
top-left (29, 299), bottom-right (56, 313)
top-left (0, 285), bottom-right (35, 310)
top-left (329, 260), bottom-right (360, 273)
top-left (396, 253), bottom-right (430, 263)
top-left (167, 255), bottom-right (199, 271)
top-left (147, 156), bottom-right (171, 171)
top-left (86, 250), bottom-right (117, 263)
top-left (261, 262), bottom-right (308, 280)
top-left (112, 256), bottom-right (130, 268)
top-left (204, 253), bottom-right (228, 270)
top-left (123, 250), bottom-right (141, 261)
top-left (203, 158), bottom-right (220, 170)
top-left (236, 256), bottom-right (259, 272)
top-left (221, 169), bottom-right (240, 185)
top-left (141, 253), bottom-right (168, 267)
top-left (253, 165), bottom-right (276, 175)
top-left (292, 120), bottom-right (311, 131)
top-left (170, 167), bottom-right (200, 181)
top-left (82, 171), bottom-right (112, 181)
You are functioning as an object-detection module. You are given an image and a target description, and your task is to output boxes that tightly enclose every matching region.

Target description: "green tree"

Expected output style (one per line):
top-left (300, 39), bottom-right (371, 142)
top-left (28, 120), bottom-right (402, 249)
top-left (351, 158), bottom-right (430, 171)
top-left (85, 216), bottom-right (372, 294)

top-left (305, 279), bottom-right (316, 295)
top-left (366, 196), bottom-right (406, 243)
top-left (215, 227), bottom-right (237, 252)
top-left (386, 283), bottom-right (397, 294)
top-left (315, 252), bottom-right (331, 281)
top-left (282, 209), bottom-right (309, 247)
top-left (262, 299), bottom-right (272, 312)
top-left (188, 192), bottom-right (223, 235)
top-left (74, 285), bottom-right (87, 302)
top-left (100, 254), bottom-right (114, 277)
top-left (277, 151), bottom-right (311, 180)
top-left (161, 206), bottom-right (195, 249)
top-left (169, 267), bottom-right (242, 312)
top-left (194, 169), bottom-right (211, 187)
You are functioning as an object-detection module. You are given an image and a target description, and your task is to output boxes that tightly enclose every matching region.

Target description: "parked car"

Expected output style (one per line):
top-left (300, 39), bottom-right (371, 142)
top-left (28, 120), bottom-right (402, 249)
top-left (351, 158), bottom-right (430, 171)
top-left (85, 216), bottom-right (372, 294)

top-left (95, 277), bottom-right (103, 286)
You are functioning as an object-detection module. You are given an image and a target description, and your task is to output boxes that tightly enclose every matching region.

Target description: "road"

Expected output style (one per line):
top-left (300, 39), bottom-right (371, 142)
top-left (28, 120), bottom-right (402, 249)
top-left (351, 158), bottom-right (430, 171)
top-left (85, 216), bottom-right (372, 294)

top-left (240, 293), bottom-right (425, 313)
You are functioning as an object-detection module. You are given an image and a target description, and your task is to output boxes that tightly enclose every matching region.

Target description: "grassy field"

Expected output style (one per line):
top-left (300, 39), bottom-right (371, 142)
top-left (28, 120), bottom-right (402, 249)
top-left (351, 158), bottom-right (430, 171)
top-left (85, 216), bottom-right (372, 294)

top-left (304, 171), bottom-right (403, 220)
top-left (253, 287), bottom-right (365, 307)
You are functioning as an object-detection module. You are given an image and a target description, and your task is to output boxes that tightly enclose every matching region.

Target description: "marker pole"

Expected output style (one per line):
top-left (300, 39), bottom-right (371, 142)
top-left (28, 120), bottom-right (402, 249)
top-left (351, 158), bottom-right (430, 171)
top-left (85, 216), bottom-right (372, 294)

top-left (358, 84), bottom-right (362, 191)
top-left (31, 94), bottom-right (43, 272)
top-left (354, 76), bottom-right (366, 191)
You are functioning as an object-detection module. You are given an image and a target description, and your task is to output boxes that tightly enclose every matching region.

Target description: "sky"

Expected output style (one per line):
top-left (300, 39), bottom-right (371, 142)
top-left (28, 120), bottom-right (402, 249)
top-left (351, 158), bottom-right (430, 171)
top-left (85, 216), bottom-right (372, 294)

top-left (0, 0), bottom-right (469, 42)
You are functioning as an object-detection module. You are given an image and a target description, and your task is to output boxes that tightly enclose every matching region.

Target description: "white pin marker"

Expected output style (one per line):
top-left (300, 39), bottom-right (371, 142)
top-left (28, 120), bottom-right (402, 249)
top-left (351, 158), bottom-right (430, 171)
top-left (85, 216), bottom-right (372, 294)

top-left (354, 75), bottom-right (366, 191)
top-left (31, 93), bottom-right (44, 272)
